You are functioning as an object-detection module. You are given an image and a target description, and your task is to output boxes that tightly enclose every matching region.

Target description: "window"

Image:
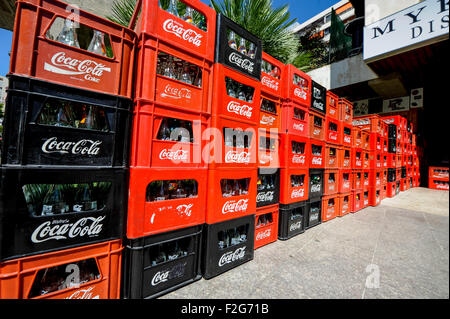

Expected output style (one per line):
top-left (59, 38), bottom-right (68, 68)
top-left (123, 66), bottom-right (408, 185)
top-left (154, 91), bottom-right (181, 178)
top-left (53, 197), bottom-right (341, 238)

top-left (146, 179), bottom-right (198, 202)
top-left (221, 178), bottom-right (250, 197)
top-left (218, 225), bottom-right (249, 250)
top-left (323, 27), bottom-right (330, 36)
top-left (223, 128), bottom-right (253, 149)
top-left (324, 14), bottom-right (332, 23)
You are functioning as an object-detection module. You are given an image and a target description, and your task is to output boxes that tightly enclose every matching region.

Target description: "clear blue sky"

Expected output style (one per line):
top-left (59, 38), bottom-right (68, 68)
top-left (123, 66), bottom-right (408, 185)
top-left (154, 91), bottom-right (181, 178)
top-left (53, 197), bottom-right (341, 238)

top-left (0, 0), bottom-right (338, 77)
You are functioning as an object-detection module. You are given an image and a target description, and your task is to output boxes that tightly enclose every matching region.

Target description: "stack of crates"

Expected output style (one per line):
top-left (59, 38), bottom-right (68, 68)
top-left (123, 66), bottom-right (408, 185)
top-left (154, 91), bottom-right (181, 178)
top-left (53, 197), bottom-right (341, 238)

top-left (0, 0), bottom-right (134, 299)
top-left (123, 0), bottom-right (216, 298)
top-left (278, 64), bottom-right (313, 240)
top-left (202, 13), bottom-right (262, 279)
top-left (428, 167), bottom-right (449, 191)
top-left (254, 52), bottom-right (284, 249)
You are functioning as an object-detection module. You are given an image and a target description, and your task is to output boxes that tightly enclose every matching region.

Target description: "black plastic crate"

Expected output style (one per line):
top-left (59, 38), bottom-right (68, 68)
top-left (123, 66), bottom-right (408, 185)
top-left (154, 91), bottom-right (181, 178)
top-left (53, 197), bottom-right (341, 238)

top-left (306, 198), bottom-right (322, 230)
top-left (257, 168), bottom-right (280, 208)
top-left (388, 168), bottom-right (396, 183)
top-left (0, 166), bottom-right (127, 262)
top-left (388, 124), bottom-right (397, 139)
top-left (388, 138), bottom-right (397, 154)
top-left (1, 75), bottom-right (132, 168)
top-left (309, 169), bottom-right (324, 200)
top-left (278, 201), bottom-right (306, 241)
top-left (311, 80), bottom-right (327, 114)
top-left (202, 215), bottom-right (255, 280)
top-left (215, 14), bottom-right (262, 81)
top-left (121, 225), bottom-right (203, 299)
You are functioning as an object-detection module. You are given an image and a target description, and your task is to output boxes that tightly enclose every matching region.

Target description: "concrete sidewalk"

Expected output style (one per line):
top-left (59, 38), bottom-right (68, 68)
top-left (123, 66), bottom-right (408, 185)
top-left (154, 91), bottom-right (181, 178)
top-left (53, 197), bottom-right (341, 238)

top-left (161, 188), bottom-right (449, 299)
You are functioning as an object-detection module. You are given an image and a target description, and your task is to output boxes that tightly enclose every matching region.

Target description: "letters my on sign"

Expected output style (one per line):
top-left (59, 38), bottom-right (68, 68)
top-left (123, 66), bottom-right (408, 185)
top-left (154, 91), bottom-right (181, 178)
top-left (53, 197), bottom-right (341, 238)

top-left (364, 0), bottom-right (449, 61)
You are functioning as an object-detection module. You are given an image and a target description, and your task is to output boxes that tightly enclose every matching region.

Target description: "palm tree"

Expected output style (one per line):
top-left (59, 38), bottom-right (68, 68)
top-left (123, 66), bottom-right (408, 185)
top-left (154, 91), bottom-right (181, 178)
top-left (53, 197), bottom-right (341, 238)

top-left (107, 0), bottom-right (299, 64)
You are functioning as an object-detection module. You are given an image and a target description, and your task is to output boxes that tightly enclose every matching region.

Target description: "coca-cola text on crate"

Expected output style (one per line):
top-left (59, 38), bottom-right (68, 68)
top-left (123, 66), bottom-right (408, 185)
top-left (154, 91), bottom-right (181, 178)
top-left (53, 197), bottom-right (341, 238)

top-left (282, 64), bottom-right (311, 107)
top-left (310, 80), bottom-right (327, 114)
top-left (338, 192), bottom-right (352, 217)
top-left (0, 239), bottom-right (123, 299)
top-left (10, 0), bottom-right (136, 98)
top-left (0, 167), bottom-right (126, 262)
top-left (321, 195), bottom-right (338, 222)
top-left (339, 98), bottom-right (353, 125)
top-left (278, 201), bottom-right (307, 240)
top-left (324, 169), bottom-right (339, 196)
top-left (280, 102), bottom-right (309, 137)
top-left (214, 14), bottom-right (262, 80)
top-left (254, 204), bottom-right (279, 249)
top-left (257, 168), bottom-right (280, 208)
top-left (339, 146), bottom-right (352, 169)
top-left (306, 198), bottom-right (322, 229)
top-left (325, 117), bottom-right (341, 145)
top-left (280, 168), bottom-right (309, 205)
top-left (340, 169), bottom-right (353, 193)
top-left (310, 140), bottom-right (325, 169)
top-left (279, 134), bottom-right (310, 169)
top-left (261, 52), bottom-right (284, 98)
top-left (326, 91), bottom-right (339, 120)
top-left (341, 123), bottom-right (353, 147)
top-left (325, 144), bottom-right (339, 169)
top-left (309, 110), bottom-right (326, 141)
top-left (259, 95), bottom-right (281, 131)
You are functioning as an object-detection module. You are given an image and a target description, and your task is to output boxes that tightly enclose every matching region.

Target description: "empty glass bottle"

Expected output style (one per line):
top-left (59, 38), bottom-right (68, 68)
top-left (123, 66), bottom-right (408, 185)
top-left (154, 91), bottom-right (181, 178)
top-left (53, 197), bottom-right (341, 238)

top-left (56, 19), bottom-right (80, 48)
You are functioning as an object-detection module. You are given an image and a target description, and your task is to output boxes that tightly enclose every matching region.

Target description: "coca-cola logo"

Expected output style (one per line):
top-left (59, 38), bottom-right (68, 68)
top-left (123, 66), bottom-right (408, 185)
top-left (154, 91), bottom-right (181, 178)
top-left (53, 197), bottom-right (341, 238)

top-left (313, 128), bottom-right (321, 136)
top-left (227, 101), bottom-right (253, 119)
top-left (225, 151), bottom-right (250, 163)
top-left (260, 115), bottom-right (276, 126)
top-left (293, 123), bottom-right (305, 132)
top-left (229, 52), bottom-right (255, 73)
top-left (159, 149), bottom-right (189, 161)
top-left (313, 100), bottom-right (324, 111)
top-left (218, 247), bottom-right (246, 267)
top-left (356, 160), bottom-right (362, 166)
top-left (259, 153), bottom-right (273, 165)
top-left (294, 88), bottom-right (307, 100)
top-left (291, 189), bottom-right (305, 199)
top-left (290, 221), bottom-right (303, 232)
top-left (222, 199), bottom-right (249, 215)
top-left (65, 287), bottom-right (100, 299)
top-left (312, 157), bottom-right (322, 165)
top-left (310, 213), bottom-right (319, 222)
top-left (329, 132), bottom-right (337, 141)
top-left (353, 119), bottom-right (370, 126)
top-left (344, 181), bottom-right (350, 189)
top-left (261, 76), bottom-right (279, 91)
top-left (344, 136), bottom-right (351, 144)
top-left (162, 19), bottom-right (202, 47)
top-left (257, 191), bottom-right (274, 203)
top-left (176, 204), bottom-right (193, 217)
top-left (292, 155), bottom-right (306, 164)
top-left (31, 216), bottom-right (105, 243)
top-left (151, 262), bottom-right (187, 286)
top-left (44, 52), bottom-right (111, 83)
top-left (42, 137), bottom-right (102, 156)
top-left (343, 160), bottom-right (350, 166)
top-left (383, 119), bottom-right (394, 124)
top-left (256, 229), bottom-right (272, 241)
top-left (161, 84), bottom-right (192, 100)
top-left (311, 184), bottom-right (321, 193)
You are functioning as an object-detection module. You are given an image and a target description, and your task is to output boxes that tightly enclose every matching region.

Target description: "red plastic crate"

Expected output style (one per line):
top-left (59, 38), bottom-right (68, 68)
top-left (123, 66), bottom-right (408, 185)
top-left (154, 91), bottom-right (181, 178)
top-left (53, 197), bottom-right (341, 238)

top-left (353, 170), bottom-right (363, 190)
top-left (130, 99), bottom-right (210, 169)
top-left (338, 146), bottom-right (352, 169)
top-left (369, 133), bottom-right (383, 153)
top-left (325, 144), bottom-right (339, 169)
top-left (325, 117), bottom-right (341, 145)
top-left (362, 189), bottom-right (370, 208)
top-left (363, 169), bottom-right (371, 190)
top-left (0, 240), bottom-right (123, 299)
top-left (206, 168), bottom-right (257, 224)
top-left (338, 192), bottom-right (352, 217)
top-left (353, 115), bottom-right (382, 135)
top-left (279, 134), bottom-right (310, 169)
top-left (339, 169), bottom-right (353, 193)
top-left (326, 91), bottom-right (339, 120)
top-left (208, 116), bottom-right (258, 169)
top-left (429, 179), bottom-right (449, 191)
top-left (369, 187), bottom-right (381, 207)
top-left (361, 130), bottom-right (370, 151)
top-left (280, 168), bottom-right (309, 205)
top-left (400, 178), bottom-right (407, 192)
top-left (429, 167), bottom-right (449, 181)
top-left (127, 168), bottom-right (207, 239)
top-left (258, 129), bottom-right (280, 168)
top-left (363, 151), bottom-right (370, 169)
top-left (212, 63), bottom-right (261, 125)
top-left (9, 0), bottom-right (136, 98)
top-left (280, 102), bottom-right (310, 137)
top-left (131, 0), bottom-right (217, 62)
top-left (255, 204), bottom-right (279, 250)
top-left (382, 115), bottom-right (407, 131)
top-left (259, 95), bottom-right (282, 131)
top-left (261, 52), bottom-right (284, 98)
top-left (352, 148), bottom-right (363, 169)
top-left (352, 190), bottom-right (363, 213)
top-left (386, 182), bottom-right (397, 198)
top-left (382, 153), bottom-right (388, 169)
top-left (339, 98), bottom-right (353, 125)
top-left (352, 126), bottom-right (362, 148)
top-left (324, 169), bottom-right (339, 196)
top-left (369, 169), bottom-right (383, 188)
top-left (386, 153), bottom-right (397, 168)
top-left (309, 110), bottom-right (326, 141)
top-left (341, 122), bottom-right (353, 147)
top-left (369, 151), bottom-right (382, 169)
top-left (310, 139), bottom-right (326, 169)
top-left (322, 194), bottom-right (338, 222)
top-left (282, 64), bottom-right (311, 107)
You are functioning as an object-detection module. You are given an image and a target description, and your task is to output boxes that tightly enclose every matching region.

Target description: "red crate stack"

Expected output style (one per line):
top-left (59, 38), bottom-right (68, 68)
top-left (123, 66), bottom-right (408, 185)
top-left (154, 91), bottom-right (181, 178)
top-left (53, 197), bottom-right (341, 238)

top-left (429, 167), bottom-right (449, 191)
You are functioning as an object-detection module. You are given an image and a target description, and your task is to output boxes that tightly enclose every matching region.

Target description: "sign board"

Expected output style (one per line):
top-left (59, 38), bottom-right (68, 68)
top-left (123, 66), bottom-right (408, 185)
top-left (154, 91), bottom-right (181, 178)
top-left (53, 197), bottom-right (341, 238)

top-left (410, 88), bottom-right (424, 108)
top-left (382, 96), bottom-right (410, 113)
top-left (364, 0), bottom-right (449, 62)
top-left (353, 99), bottom-right (370, 116)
